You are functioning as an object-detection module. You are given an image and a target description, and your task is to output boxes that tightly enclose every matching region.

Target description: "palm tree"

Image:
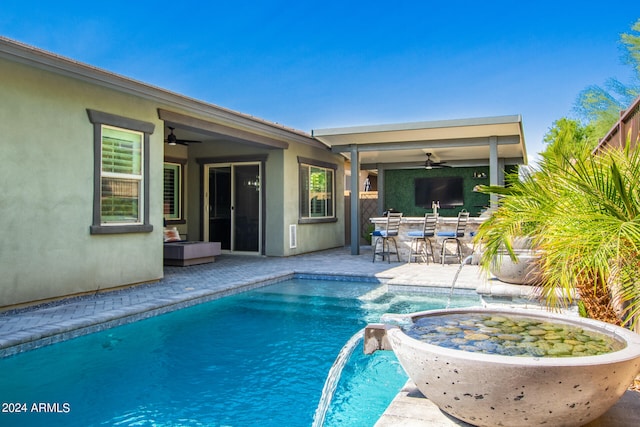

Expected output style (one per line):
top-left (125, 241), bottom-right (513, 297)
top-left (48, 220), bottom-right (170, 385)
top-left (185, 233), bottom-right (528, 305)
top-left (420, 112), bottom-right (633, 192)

top-left (474, 141), bottom-right (640, 331)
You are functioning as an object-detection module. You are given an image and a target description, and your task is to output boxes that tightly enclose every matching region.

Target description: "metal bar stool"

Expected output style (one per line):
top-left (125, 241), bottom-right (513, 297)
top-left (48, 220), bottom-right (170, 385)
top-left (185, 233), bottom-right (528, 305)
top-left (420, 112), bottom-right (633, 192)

top-left (372, 212), bottom-right (403, 263)
top-left (437, 210), bottom-right (470, 265)
top-left (407, 213), bottom-right (437, 263)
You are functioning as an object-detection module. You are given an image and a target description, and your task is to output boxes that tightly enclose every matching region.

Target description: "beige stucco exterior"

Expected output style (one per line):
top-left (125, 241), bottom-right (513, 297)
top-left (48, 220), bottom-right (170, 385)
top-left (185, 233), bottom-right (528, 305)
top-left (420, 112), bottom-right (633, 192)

top-left (165, 120), bottom-right (344, 257)
top-left (0, 57), bottom-right (165, 306)
top-left (0, 36), bottom-right (529, 308)
top-left (0, 38), bottom-right (345, 308)
top-left (282, 141), bottom-right (345, 256)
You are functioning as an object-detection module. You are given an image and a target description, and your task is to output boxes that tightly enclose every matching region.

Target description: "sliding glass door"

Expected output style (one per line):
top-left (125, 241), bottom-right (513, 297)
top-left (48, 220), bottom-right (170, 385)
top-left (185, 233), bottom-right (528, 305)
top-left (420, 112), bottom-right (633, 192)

top-left (204, 163), bottom-right (261, 254)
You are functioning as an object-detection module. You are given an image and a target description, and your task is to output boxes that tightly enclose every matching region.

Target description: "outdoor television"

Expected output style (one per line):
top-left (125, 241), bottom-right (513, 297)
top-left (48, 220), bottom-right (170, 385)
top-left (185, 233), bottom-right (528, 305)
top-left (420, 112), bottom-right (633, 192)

top-left (414, 177), bottom-right (464, 208)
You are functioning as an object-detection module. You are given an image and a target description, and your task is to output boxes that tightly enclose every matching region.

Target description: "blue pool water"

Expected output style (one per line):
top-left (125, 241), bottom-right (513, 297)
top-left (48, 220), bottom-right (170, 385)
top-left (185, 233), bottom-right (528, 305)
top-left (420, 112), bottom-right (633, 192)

top-left (0, 279), bottom-right (479, 426)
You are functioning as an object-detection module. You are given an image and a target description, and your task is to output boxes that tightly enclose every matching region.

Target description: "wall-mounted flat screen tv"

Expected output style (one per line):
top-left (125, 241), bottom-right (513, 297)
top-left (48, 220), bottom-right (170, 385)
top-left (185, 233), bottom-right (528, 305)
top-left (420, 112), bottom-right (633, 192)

top-left (414, 177), bottom-right (464, 208)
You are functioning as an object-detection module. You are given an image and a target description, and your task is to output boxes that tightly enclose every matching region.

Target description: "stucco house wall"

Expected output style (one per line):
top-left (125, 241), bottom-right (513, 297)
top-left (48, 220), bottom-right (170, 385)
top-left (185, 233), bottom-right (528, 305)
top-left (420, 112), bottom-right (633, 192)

top-left (180, 134), bottom-right (344, 256)
top-left (0, 38), bottom-right (346, 308)
top-left (0, 57), bottom-right (165, 307)
top-left (282, 140), bottom-right (345, 256)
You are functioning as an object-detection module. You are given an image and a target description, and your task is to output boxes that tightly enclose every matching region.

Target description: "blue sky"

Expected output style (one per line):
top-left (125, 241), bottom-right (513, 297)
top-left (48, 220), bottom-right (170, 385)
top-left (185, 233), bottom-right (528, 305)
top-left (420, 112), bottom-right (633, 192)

top-left (2, 1), bottom-right (639, 163)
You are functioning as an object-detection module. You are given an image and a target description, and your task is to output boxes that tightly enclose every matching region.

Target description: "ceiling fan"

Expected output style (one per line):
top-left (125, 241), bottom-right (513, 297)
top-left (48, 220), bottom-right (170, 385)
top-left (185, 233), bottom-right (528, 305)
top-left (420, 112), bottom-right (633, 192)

top-left (424, 152), bottom-right (449, 169)
top-left (165, 127), bottom-right (202, 146)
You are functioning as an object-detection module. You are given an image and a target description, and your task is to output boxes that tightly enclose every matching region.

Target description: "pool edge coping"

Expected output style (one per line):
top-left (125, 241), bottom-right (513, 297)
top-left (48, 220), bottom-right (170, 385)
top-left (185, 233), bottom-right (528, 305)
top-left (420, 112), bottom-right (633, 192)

top-left (0, 270), bottom-right (541, 358)
top-left (0, 272), bottom-right (391, 358)
top-left (0, 272), bottom-right (291, 358)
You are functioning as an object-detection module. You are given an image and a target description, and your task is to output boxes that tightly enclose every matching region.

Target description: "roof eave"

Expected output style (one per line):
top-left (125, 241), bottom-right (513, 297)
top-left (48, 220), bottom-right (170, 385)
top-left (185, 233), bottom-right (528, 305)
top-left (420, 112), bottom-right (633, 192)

top-left (312, 115), bottom-right (523, 137)
top-left (0, 36), bottom-right (324, 149)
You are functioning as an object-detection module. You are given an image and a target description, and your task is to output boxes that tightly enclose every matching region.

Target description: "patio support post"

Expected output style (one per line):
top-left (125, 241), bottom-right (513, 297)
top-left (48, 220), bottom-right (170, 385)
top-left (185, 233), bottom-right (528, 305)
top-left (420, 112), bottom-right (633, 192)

top-left (350, 144), bottom-right (360, 255)
top-left (376, 165), bottom-right (385, 215)
top-left (489, 136), bottom-right (499, 207)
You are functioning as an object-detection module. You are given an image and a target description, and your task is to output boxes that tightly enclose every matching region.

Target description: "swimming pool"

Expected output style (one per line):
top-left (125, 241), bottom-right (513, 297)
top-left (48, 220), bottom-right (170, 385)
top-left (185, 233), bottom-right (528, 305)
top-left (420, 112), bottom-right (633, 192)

top-left (0, 278), bottom-right (480, 426)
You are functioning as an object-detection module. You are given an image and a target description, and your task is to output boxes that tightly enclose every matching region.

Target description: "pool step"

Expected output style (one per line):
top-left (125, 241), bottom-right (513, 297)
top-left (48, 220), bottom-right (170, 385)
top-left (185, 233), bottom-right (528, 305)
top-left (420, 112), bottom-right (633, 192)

top-left (234, 293), bottom-right (366, 320)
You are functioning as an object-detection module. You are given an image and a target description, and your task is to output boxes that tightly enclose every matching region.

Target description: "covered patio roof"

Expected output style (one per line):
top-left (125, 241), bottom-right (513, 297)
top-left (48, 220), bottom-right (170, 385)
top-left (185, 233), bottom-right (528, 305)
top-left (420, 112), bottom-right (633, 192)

top-left (312, 115), bottom-right (527, 169)
top-left (312, 115), bottom-right (527, 255)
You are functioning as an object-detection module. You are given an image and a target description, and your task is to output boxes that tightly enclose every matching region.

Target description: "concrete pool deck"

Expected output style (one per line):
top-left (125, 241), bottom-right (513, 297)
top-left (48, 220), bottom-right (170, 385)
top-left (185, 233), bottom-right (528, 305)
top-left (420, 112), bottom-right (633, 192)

top-left (0, 246), bottom-right (638, 426)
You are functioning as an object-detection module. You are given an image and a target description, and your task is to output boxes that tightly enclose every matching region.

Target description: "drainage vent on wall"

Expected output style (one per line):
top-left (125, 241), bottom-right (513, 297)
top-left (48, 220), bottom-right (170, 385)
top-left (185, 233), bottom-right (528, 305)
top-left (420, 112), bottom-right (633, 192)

top-left (289, 224), bottom-right (297, 249)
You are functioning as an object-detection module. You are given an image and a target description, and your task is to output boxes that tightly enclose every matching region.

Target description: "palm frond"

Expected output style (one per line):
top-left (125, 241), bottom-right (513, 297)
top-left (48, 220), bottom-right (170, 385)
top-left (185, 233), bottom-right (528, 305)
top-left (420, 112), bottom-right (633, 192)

top-left (476, 139), bottom-right (640, 328)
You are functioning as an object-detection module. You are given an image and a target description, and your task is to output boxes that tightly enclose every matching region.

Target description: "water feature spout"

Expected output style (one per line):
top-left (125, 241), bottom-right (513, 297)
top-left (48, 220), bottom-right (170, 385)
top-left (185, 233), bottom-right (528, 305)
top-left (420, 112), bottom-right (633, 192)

top-left (363, 324), bottom-right (395, 354)
top-left (312, 328), bottom-right (364, 427)
top-left (446, 254), bottom-right (474, 309)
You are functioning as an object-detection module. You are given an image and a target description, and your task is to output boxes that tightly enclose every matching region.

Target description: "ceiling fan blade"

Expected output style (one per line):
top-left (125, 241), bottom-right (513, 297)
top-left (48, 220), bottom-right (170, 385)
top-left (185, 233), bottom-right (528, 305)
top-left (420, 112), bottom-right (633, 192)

top-left (424, 152), bottom-right (449, 168)
top-left (165, 126), bottom-right (202, 145)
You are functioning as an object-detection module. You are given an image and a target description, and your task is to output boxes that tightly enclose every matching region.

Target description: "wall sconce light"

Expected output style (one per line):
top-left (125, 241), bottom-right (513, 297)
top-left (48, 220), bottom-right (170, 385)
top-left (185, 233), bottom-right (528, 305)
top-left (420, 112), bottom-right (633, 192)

top-left (245, 177), bottom-right (260, 191)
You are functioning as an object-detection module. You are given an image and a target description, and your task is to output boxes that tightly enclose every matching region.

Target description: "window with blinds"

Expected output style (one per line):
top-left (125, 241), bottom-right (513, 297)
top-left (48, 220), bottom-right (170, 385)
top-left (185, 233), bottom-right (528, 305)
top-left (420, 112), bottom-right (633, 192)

top-left (299, 163), bottom-right (335, 219)
top-left (100, 125), bottom-right (143, 224)
top-left (163, 162), bottom-right (182, 220)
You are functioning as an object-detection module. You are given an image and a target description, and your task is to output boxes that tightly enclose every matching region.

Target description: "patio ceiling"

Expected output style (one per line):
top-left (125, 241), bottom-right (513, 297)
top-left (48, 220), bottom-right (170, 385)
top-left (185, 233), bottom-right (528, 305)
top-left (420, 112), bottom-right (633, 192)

top-left (312, 115), bottom-right (527, 169)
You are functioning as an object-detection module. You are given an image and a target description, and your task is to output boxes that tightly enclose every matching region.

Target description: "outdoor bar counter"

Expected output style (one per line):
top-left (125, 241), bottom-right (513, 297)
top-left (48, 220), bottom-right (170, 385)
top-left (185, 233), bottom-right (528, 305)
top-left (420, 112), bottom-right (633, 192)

top-left (370, 216), bottom-right (486, 262)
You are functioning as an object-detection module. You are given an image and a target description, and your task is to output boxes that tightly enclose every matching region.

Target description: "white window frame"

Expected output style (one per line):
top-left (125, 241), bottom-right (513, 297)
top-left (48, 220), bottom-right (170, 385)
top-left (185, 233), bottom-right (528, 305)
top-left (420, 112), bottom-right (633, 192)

top-left (163, 159), bottom-right (185, 223)
top-left (88, 109), bottom-right (154, 234)
top-left (298, 157), bottom-right (337, 224)
top-left (101, 125), bottom-right (144, 225)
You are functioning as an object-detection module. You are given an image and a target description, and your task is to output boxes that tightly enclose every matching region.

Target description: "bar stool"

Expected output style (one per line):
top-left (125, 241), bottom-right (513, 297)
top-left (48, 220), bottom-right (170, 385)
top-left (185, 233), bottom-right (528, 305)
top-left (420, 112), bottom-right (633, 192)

top-left (407, 213), bottom-right (437, 263)
top-left (372, 212), bottom-right (403, 263)
top-left (437, 210), bottom-right (470, 265)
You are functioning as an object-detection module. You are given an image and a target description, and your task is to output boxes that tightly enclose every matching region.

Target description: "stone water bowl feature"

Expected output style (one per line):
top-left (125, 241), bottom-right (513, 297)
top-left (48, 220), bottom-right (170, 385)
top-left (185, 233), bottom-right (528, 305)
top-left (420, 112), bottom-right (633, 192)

top-left (489, 249), bottom-right (541, 285)
top-left (364, 307), bottom-right (640, 427)
top-left (488, 238), bottom-right (541, 285)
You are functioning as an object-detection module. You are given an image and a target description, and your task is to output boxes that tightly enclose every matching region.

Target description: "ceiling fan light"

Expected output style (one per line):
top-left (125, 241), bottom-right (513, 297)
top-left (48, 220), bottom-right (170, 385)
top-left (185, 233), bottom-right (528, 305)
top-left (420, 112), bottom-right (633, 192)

top-left (167, 127), bottom-right (177, 145)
